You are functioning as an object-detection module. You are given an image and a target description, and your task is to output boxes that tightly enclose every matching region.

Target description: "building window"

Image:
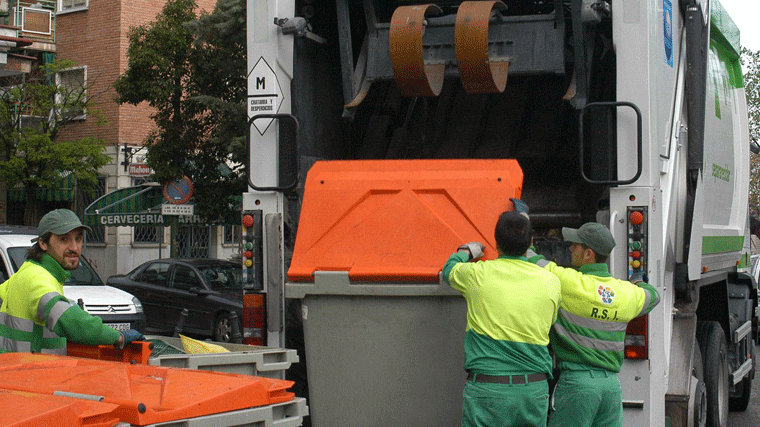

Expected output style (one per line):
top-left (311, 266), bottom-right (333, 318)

top-left (177, 225), bottom-right (210, 258)
top-left (58, 0), bottom-right (88, 13)
top-left (56, 66), bottom-right (87, 120)
top-left (223, 225), bottom-right (240, 245)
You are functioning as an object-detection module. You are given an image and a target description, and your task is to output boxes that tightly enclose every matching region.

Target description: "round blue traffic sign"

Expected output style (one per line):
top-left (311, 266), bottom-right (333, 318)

top-left (163, 176), bottom-right (194, 204)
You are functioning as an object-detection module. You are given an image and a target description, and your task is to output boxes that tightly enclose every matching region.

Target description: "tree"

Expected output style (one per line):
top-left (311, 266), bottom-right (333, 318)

top-left (0, 59), bottom-right (109, 224)
top-left (114, 0), bottom-right (246, 224)
top-left (742, 48), bottom-right (760, 217)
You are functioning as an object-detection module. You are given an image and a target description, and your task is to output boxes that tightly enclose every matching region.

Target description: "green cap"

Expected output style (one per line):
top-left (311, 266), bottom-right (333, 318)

top-left (562, 222), bottom-right (616, 256)
top-left (38, 209), bottom-right (91, 237)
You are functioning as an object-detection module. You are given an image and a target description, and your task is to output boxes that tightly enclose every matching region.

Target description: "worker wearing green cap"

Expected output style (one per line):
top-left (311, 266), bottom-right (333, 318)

top-left (0, 209), bottom-right (144, 354)
top-left (514, 199), bottom-right (660, 427)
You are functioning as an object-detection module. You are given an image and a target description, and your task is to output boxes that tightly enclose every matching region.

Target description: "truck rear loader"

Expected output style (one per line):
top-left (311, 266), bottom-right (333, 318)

top-left (241, 1), bottom-right (758, 426)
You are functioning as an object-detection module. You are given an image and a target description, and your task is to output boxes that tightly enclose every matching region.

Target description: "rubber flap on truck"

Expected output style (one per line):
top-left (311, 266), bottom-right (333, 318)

top-left (287, 159), bottom-right (524, 282)
top-left (0, 353), bottom-right (295, 426)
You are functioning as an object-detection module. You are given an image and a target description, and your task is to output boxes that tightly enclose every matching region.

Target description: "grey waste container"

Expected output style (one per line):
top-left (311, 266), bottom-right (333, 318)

top-left (287, 270), bottom-right (467, 427)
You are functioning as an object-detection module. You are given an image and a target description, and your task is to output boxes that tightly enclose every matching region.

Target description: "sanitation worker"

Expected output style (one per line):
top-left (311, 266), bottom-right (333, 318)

top-left (516, 201), bottom-right (661, 427)
top-left (0, 209), bottom-right (144, 354)
top-left (442, 209), bottom-right (562, 427)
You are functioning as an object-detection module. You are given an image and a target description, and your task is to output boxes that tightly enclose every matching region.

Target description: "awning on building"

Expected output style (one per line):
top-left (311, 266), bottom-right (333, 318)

top-left (85, 183), bottom-right (242, 227)
top-left (8, 173), bottom-right (75, 203)
top-left (84, 184), bottom-right (201, 227)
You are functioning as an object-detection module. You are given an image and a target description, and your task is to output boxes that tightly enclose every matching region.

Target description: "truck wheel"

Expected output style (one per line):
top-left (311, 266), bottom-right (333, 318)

top-left (214, 312), bottom-right (233, 342)
top-left (697, 321), bottom-right (729, 427)
top-left (691, 342), bottom-right (707, 427)
top-left (691, 380), bottom-right (707, 427)
top-left (729, 341), bottom-right (754, 411)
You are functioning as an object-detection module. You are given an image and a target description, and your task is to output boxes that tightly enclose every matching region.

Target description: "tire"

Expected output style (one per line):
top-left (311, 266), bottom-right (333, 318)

top-left (692, 380), bottom-right (707, 427)
top-left (729, 341), bottom-right (754, 411)
top-left (214, 312), bottom-right (233, 343)
top-left (692, 342), bottom-right (707, 427)
top-left (697, 321), bottom-right (729, 427)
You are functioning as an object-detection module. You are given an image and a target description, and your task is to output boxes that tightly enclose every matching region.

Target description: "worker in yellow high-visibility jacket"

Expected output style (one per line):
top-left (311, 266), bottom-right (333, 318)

top-left (443, 210), bottom-right (562, 427)
top-left (0, 209), bottom-right (143, 354)
top-left (514, 197), bottom-right (660, 427)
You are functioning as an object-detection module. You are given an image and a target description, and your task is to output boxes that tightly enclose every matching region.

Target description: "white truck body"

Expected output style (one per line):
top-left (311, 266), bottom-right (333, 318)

top-left (244, 1), bottom-right (757, 426)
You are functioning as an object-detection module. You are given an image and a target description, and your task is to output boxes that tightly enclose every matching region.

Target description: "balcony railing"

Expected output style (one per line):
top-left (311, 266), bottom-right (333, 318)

top-left (6, 0), bottom-right (57, 49)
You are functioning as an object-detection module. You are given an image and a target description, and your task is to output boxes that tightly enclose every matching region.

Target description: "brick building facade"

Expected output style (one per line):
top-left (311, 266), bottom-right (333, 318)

top-left (51, 0), bottom-right (232, 279)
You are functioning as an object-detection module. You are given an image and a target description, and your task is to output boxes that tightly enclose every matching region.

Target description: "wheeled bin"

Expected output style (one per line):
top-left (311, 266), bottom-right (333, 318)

top-left (286, 159), bottom-right (523, 427)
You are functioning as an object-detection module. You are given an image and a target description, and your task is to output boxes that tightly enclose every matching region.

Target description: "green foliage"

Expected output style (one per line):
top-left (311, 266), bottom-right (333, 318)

top-left (0, 59), bottom-right (109, 223)
top-left (742, 48), bottom-right (760, 217)
top-left (114, 0), bottom-right (246, 224)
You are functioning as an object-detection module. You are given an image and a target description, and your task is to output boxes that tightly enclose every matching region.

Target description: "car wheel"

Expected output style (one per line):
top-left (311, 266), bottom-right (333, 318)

top-left (214, 312), bottom-right (233, 343)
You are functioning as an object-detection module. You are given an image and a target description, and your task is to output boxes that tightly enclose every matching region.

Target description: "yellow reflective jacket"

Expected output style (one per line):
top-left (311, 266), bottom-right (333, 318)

top-left (0, 254), bottom-right (120, 354)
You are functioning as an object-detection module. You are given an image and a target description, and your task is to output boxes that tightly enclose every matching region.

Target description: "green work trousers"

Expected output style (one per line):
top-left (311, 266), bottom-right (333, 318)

top-left (462, 378), bottom-right (549, 427)
top-left (548, 369), bottom-right (622, 427)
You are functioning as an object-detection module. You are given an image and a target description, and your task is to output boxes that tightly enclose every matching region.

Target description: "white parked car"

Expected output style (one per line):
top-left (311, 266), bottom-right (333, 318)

top-left (0, 226), bottom-right (145, 332)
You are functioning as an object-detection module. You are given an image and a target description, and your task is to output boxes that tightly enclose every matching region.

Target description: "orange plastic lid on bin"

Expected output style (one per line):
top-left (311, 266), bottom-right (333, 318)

top-left (0, 389), bottom-right (121, 427)
top-left (287, 159), bottom-right (524, 282)
top-left (0, 352), bottom-right (295, 426)
top-left (67, 341), bottom-right (153, 364)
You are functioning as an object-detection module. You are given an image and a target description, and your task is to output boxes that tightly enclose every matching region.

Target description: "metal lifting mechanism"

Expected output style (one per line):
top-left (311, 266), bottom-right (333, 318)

top-left (455, 1), bottom-right (509, 93)
top-left (389, 1), bottom-right (511, 97)
top-left (389, 4), bottom-right (445, 97)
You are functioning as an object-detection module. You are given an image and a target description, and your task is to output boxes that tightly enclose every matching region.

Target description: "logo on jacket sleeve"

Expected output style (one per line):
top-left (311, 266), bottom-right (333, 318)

top-left (598, 285), bottom-right (616, 305)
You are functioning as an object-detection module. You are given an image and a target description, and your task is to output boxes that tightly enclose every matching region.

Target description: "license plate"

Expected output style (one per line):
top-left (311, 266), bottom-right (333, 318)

top-left (106, 323), bottom-right (130, 332)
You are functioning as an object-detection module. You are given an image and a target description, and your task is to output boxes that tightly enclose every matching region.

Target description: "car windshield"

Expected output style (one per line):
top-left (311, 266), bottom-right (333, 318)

top-left (7, 247), bottom-right (103, 286)
top-left (198, 264), bottom-right (243, 291)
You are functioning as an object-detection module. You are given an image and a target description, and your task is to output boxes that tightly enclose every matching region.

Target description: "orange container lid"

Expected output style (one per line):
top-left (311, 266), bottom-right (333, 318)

top-left (0, 389), bottom-right (121, 427)
top-left (67, 341), bottom-right (153, 364)
top-left (287, 159), bottom-right (524, 282)
top-left (0, 353), bottom-right (294, 426)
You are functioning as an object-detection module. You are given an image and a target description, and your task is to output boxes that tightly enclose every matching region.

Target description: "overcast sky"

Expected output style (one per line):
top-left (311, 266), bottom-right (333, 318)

top-left (716, 0), bottom-right (760, 52)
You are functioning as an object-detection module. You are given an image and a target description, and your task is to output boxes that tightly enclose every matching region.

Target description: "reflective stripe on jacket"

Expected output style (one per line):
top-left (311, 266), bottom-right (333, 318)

top-left (0, 258), bottom-right (71, 354)
top-left (443, 252), bottom-right (562, 375)
top-left (543, 262), bottom-right (660, 372)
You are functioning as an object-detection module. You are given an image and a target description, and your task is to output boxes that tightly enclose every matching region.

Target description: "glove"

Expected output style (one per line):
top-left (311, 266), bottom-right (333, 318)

top-left (118, 329), bottom-right (145, 348)
top-left (630, 271), bottom-right (648, 284)
top-left (510, 198), bottom-right (530, 218)
top-left (458, 242), bottom-right (486, 261)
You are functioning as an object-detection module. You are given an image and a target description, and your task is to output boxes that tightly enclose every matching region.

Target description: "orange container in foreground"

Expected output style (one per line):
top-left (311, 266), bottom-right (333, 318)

top-left (0, 352), bottom-right (295, 426)
top-left (66, 341), bottom-right (153, 364)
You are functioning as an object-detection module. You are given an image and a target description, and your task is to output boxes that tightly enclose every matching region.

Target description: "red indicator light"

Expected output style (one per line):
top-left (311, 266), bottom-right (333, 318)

top-left (629, 211), bottom-right (643, 225)
top-left (243, 251), bottom-right (252, 259)
top-left (629, 251), bottom-right (641, 260)
top-left (242, 214), bottom-right (254, 228)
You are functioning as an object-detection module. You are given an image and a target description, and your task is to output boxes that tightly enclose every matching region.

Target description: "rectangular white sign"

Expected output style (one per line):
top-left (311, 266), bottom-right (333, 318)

top-left (161, 204), bottom-right (194, 216)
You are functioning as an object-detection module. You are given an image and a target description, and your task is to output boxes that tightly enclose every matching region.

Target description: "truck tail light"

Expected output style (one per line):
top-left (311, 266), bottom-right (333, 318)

top-left (242, 293), bottom-right (266, 346)
top-left (625, 314), bottom-right (648, 359)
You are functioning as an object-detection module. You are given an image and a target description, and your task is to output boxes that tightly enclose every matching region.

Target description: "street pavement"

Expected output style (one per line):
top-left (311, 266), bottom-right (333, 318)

top-left (729, 344), bottom-right (760, 425)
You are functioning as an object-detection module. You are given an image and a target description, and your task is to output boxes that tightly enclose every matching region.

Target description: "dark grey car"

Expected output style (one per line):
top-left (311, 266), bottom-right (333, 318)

top-left (107, 258), bottom-right (243, 342)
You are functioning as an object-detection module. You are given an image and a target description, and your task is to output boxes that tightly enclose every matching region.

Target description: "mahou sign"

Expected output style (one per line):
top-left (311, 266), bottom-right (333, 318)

top-left (129, 164), bottom-right (151, 176)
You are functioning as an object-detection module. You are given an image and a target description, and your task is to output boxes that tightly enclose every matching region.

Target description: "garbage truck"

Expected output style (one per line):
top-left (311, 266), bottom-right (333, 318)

top-left (241, 0), bottom-right (758, 426)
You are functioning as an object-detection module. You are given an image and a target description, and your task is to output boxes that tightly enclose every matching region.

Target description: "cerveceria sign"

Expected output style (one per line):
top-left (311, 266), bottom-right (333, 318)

top-left (97, 213), bottom-right (203, 226)
top-left (84, 185), bottom-right (205, 227)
